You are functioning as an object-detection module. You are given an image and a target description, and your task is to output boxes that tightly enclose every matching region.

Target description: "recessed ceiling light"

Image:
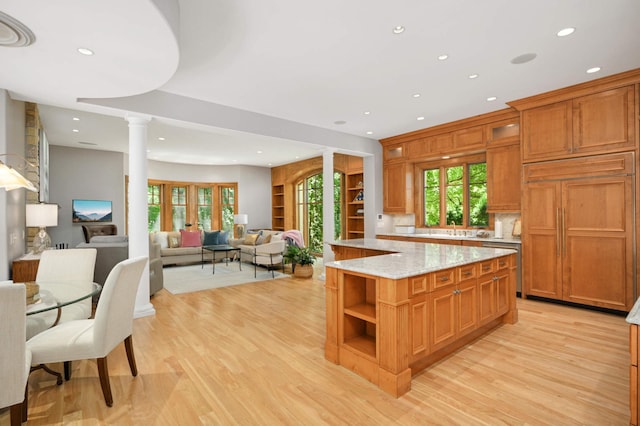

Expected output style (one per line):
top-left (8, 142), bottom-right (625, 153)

top-left (417, 116), bottom-right (425, 121)
top-left (468, 74), bottom-right (479, 79)
top-left (77, 47), bottom-right (94, 56)
top-left (438, 54), bottom-right (449, 61)
top-left (257, 150), bottom-right (263, 154)
top-left (158, 137), bottom-right (165, 141)
top-left (72, 129), bottom-right (79, 132)
top-left (557, 27), bottom-right (575, 37)
top-left (412, 93), bottom-right (421, 98)
top-left (363, 111), bottom-right (371, 115)
top-left (146, 149), bottom-right (151, 153)
top-left (587, 66), bottom-right (601, 74)
top-left (510, 53), bottom-right (537, 64)
top-left (72, 117), bottom-right (80, 121)
top-left (487, 96), bottom-right (497, 102)
top-left (392, 26), bottom-right (405, 34)
top-left (334, 120), bottom-right (346, 125)
top-left (366, 131), bottom-right (373, 135)
top-left (295, 156), bottom-right (300, 159)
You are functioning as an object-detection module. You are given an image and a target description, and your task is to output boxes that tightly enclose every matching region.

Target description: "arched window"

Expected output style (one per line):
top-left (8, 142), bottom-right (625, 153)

top-left (296, 172), bottom-right (343, 254)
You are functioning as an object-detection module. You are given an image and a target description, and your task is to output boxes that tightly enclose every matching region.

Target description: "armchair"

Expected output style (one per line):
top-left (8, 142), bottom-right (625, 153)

top-left (0, 282), bottom-right (31, 425)
top-left (252, 239), bottom-right (285, 278)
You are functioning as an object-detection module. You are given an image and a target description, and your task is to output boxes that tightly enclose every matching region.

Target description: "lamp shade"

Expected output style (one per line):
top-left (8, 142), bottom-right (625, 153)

top-left (26, 204), bottom-right (58, 227)
top-left (234, 214), bottom-right (248, 225)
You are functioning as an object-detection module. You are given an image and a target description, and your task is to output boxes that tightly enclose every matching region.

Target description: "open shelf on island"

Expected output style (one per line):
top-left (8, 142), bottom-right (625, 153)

top-left (345, 303), bottom-right (376, 323)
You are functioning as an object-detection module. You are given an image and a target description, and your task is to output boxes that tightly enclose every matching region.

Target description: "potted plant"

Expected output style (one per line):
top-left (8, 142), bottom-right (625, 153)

top-left (284, 245), bottom-right (315, 278)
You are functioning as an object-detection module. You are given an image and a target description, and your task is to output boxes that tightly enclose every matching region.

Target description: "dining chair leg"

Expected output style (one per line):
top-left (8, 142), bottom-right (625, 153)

top-left (124, 335), bottom-right (138, 377)
top-left (96, 357), bottom-right (113, 407)
top-left (22, 383), bottom-right (28, 421)
top-left (10, 402), bottom-right (22, 426)
top-left (64, 361), bottom-right (72, 380)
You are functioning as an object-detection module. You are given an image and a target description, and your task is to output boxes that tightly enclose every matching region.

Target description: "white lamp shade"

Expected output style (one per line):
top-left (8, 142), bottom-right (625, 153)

top-left (26, 204), bottom-right (58, 227)
top-left (234, 214), bottom-right (248, 225)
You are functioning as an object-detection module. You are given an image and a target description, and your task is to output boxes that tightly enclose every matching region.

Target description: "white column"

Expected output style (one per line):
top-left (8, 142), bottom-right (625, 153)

top-left (321, 149), bottom-right (335, 280)
top-left (126, 115), bottom-right (155, 318)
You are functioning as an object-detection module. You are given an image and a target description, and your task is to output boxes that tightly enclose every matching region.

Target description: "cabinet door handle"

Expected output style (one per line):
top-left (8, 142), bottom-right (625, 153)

top-left (562, 208), bottom-right (566, 257)
top-left (556, 208), bottom-right (561, 257)
top-left (493, 276), bottom-right (499, 281)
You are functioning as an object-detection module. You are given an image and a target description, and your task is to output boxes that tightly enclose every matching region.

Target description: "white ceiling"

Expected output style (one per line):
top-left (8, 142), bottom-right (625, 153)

top-left (2, 0), bottom-right (640, 166)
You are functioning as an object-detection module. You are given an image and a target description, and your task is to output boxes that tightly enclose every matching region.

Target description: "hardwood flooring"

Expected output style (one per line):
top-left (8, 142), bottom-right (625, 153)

top-left (4, 273), bottom-right (630, 425)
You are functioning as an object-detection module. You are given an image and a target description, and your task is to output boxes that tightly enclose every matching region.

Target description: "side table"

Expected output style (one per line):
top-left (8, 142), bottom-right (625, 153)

top-left (12, 257), bottom-right (40, 282)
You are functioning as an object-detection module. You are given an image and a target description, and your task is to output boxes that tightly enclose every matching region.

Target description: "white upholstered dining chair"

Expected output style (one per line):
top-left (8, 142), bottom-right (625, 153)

top-left (26, 257), bottom-right (148, 407)
top-left (0, 282), bottom-right (32, 425)
top-left (26, 248), bottom-right (98, 340)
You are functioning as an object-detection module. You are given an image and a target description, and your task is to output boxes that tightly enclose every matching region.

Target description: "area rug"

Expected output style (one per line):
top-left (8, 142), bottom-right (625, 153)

top-left (163, 262), bottom-right (288, 295)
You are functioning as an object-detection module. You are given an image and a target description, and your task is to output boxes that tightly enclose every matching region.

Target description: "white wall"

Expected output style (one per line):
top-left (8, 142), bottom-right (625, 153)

top-left (48, 146), bottom-right (126, 248)
top-left (145, 160), bottom-right (273, 230)
top-left (0, 91), bottom-right (27, 280)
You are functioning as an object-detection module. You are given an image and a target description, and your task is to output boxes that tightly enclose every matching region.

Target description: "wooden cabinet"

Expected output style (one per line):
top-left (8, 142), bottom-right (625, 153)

top-left (271, 184), bottom-right (285, 231)
top-left (522, 153), bottom-right (634, 311)
top-left (478, 257), bottom-right (511, 325)
top-left (346, 171), bottom-right (364, 239)
top-left (453, 125), bottom-right (484, 151)
top-left (522, 86), bottom-right (635, 162)
top-left (487, 142), bottom-right (521, 212)
top-left (12, 257), bottom-right (40, 282)
top-left (429, 266), bottom-right (478, 352)
top-left (383, 161), bottom-right (413, 214)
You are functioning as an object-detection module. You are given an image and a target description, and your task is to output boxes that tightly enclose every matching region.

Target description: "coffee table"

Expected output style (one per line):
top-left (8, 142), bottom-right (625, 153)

top-left (202, 245), bottom-right (242, 274)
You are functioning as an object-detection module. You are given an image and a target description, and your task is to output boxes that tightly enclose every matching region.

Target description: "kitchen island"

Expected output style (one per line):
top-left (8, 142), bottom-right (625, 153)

top-left (325, 238), bottom-right (518, 397)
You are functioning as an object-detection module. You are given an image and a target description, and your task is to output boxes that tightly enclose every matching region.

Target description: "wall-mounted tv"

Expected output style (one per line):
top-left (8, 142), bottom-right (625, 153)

top-left (72, 199), bottom-right (113, 223)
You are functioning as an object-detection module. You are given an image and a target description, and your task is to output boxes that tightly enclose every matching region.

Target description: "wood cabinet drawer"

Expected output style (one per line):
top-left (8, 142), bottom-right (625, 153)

top-left (478, 260), bottom-right (495, 276)
top-left (431, 268), bottom-right (456, 290)
top-left (458, 264), bottom-right (477, 282)
top-left (496, 256), bottom-right (510, 271)
top-left (410, 275), bottom-right (428, 296)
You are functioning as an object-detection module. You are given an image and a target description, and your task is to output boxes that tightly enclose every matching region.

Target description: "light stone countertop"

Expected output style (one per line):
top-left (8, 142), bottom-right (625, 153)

top-left (326, 238), bottom-right (516, 280)
top-left (626, 298), bottom-right (640, 324)
top-left (377, 232), bottom-right (522, 245)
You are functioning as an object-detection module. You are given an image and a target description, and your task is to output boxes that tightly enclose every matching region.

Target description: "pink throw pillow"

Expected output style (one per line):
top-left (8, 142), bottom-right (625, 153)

top-left (180, 230), bottom-right (201, 247)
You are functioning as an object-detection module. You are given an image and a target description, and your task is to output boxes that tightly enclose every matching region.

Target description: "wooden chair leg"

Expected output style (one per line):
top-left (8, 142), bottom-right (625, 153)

top-left (64, 361), bottom-right (72, 381)
top-left (124, 335), bottom-right (138, 377)
top-left (96, 357), bottom-right (113, 407)
top-left (10, 403), bottom-right (22, 426)
top-left (22, 383), bottom-right (28, 421)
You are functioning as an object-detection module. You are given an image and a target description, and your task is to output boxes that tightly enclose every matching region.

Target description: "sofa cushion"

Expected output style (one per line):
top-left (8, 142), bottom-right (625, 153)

top-left (243, 233), bottom-right (260, 245)
top-left (154, 231), bottom-right (169, 249)
top-left (218, 230), bottom-right (229, 244)
top-left (203, 230), bottom-right (220, 246)
top-left (161, 246), bottom-right (202, 257)
top-left (168, 231), bottom-right (181, 248)
top-left (256, 234), bottom-right (272, 245)
top-left (180, 230), bottom-right (202, 247)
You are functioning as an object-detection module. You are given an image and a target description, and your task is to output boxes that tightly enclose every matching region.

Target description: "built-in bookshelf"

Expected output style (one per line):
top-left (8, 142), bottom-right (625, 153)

top-left (346, 172), bottom-right (364, 239)
top-left (272, 184), bottom-right (285, 231)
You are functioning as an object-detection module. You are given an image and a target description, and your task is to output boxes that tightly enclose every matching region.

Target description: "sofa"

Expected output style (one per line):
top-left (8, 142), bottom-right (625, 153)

top-left (150, 229), bottom-right (228, 266)
top-left (76, 234), bottom-right (164, 296)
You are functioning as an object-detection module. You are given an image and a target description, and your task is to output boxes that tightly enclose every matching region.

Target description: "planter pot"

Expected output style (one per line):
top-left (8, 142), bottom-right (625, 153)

top-left (293, 264), bottom-right (313, 278)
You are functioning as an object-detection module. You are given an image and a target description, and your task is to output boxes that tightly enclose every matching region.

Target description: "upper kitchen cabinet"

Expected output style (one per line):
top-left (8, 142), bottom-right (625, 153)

top-left (518, 85), bottom-right (636, 163)
top-left (383, 142), bottom-right (406, 163)
top-left (383, 161), bottom-right (413, 214)
top-left (486, 142), bottom-right (520, 212)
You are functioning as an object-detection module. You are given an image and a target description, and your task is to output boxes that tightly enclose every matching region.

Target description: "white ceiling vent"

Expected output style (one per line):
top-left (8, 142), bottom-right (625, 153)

top-left (0, 11), bottom-right (35, 47)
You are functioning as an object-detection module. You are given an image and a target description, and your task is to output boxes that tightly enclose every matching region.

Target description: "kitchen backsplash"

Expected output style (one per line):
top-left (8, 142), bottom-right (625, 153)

top-left (381, 212), bottom-right (521, 241)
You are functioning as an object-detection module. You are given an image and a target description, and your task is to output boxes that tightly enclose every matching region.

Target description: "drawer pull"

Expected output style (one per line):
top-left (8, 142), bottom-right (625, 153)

top-left (462, 271), bottom-right (472, 276)
top-left (439, 276), bottom-right (450, 282)
top-left (482, 266), bottom-right (491, 271)
top-left (499, 261), bottom-right (506, 267)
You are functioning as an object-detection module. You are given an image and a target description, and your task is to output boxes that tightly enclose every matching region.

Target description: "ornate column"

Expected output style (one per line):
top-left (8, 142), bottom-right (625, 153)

top-left (126, 115), bottom-right (155, 318)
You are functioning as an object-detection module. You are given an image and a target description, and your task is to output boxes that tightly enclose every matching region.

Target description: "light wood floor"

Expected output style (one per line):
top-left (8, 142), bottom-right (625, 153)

top-left (5, 272), bottom-right (630, 425)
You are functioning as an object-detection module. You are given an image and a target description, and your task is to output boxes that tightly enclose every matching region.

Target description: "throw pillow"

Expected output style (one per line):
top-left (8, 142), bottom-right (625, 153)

top-left (180, 230), bottom-right (202, 247)
top-left (203, 230), bottom-right (220, 246)
top-left (168, 232), bottom-right (181, 248)
top-left (243, 233), bottom-right (260, 245)
top-left (257, 234), bottom-right (272, 245)
top-left (154, 231), bottom-right (169, 249)
top-left (271, 233), bottom-right (282, 242)
top-left (218, 230), bottom-right (229, 244)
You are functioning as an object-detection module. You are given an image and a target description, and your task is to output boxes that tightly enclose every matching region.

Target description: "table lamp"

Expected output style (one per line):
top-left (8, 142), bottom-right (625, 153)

top-left (234, 214), bottom-right (248, 239)
top-left (26, 203), bottom-right (58, 253)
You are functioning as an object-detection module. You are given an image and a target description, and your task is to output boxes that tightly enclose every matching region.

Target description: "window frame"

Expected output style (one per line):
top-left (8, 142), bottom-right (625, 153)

top-left (415, 153), bottom-right (491, 229)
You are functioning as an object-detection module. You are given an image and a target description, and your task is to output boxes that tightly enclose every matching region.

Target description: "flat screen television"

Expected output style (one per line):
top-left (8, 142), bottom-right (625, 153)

top-left (72, 199), bottom-right (112, 223)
